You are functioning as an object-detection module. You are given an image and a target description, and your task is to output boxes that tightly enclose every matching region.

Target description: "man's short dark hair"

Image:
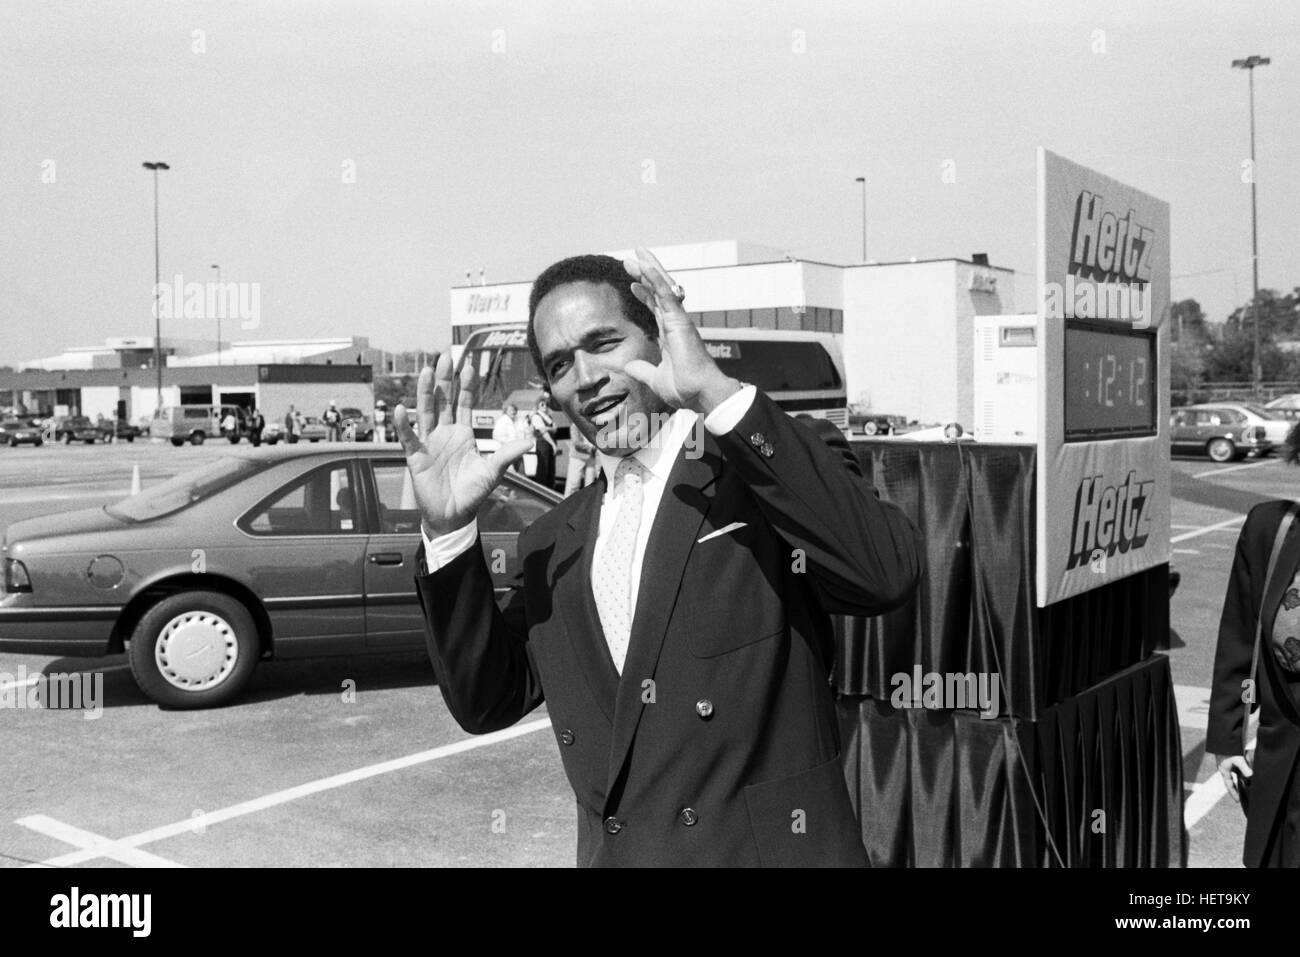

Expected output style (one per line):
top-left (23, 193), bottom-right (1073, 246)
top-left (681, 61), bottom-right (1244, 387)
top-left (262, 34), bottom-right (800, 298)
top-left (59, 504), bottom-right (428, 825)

top-left (527, 254), bottom-right (657, 382)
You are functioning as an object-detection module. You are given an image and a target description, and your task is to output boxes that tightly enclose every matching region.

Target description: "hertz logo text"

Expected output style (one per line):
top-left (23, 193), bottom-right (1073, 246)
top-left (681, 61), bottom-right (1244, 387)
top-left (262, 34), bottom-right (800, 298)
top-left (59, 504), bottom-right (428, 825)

top-left (1067, 470), bottom-right (1155, 570)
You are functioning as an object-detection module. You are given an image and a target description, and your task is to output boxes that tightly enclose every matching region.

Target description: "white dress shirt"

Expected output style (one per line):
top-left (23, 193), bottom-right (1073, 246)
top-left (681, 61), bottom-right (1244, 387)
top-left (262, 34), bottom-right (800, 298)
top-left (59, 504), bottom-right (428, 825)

top-left (422, 387), bottom-right (758, 631)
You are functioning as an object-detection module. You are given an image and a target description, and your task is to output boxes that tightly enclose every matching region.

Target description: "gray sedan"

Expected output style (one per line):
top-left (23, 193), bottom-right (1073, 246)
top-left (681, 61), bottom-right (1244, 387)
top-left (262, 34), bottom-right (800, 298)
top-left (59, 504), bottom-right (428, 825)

top-left (0, 445), bottom-right (558, 708)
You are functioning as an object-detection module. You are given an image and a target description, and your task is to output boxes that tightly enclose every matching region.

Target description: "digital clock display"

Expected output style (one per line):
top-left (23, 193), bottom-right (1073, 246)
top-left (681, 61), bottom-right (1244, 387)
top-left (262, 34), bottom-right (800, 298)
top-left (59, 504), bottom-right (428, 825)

top-left (1064, 322), bottom-right (1157, 440)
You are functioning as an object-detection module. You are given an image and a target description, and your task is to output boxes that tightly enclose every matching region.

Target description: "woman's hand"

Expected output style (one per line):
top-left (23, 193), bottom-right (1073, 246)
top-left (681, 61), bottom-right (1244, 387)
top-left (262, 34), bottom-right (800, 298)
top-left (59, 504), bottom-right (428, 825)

top-left (1217, 753), bottom-right (1253, 802)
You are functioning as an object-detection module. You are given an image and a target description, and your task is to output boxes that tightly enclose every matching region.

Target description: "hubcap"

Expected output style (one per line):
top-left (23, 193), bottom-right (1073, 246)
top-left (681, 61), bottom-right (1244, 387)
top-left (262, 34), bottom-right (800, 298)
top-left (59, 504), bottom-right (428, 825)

top-left (155, 611), bottom-right (238, 691)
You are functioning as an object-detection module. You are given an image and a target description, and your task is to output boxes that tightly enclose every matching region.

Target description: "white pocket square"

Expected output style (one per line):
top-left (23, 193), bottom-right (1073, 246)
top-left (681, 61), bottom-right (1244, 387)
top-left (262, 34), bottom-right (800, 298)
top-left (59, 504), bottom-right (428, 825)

top-left (698, 522), bottom-right (747, 544)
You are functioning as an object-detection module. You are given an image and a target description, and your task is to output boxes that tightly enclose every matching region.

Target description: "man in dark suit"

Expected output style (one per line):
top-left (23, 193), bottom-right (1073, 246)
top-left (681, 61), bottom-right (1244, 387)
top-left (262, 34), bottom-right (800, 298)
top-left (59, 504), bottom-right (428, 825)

top-left (394, 249), bottom-right (922, 866)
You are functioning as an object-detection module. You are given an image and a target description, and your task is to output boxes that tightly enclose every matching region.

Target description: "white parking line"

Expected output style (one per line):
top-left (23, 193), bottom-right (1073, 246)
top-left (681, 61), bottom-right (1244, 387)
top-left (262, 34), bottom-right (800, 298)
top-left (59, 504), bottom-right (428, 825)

top-left (1172, 548), bottom-right (1200, 555)
top-left (1171, 516), bottom-right (1246, 544)
top-left (17, 815), bottom-right (186, 867)
top-left (1192, 459), bottom-right (1280, 480)
top-left (1184, 769), bottom-right (1230, 829)
top-left (1176, 684), bottom-right (1256, 829)
top-left (26, 716), bottom-right (553, 867)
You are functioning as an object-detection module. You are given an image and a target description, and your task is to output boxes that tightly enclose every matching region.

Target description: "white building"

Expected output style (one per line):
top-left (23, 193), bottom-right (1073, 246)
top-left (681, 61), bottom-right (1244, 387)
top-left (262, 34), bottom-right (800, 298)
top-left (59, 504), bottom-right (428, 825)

top-left (449, 241), bottom-right (1016, 427)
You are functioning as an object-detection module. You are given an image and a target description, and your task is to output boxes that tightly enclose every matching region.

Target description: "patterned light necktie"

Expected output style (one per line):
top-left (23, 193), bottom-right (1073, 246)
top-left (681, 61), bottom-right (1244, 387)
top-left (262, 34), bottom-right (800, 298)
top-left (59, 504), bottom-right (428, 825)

top-left (593, 456), bottom-right (646, 674)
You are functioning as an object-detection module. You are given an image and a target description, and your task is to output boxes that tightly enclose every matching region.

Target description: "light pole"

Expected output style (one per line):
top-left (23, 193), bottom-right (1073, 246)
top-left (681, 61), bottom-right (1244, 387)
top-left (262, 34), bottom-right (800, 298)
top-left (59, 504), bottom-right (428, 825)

top-left (854, 176), bottom-right (867, 262)
top-left (210, 264), bottom-right (222, 365)
top-left (143, 161), bottom-right (170, 414)
top-left (1232, 55), bottom-right (1269, 398)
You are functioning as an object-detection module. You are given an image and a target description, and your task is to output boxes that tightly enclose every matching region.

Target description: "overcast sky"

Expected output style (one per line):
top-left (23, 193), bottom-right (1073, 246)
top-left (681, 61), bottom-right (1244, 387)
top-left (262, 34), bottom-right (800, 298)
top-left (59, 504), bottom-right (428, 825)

top-left (2, 0), bottom-right (1296, 363)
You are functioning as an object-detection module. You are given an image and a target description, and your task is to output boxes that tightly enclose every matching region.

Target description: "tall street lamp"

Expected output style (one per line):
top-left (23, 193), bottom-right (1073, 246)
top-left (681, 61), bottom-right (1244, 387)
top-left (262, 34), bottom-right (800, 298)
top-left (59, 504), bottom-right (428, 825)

top-left (142, 161), bottom-right (170, 414)
top-left (1232, 55), bottom-right (1269, 398)
top-left (210, 264), bottom-right (222, 365)
top-left (854, 176), bottom-right (867, 262)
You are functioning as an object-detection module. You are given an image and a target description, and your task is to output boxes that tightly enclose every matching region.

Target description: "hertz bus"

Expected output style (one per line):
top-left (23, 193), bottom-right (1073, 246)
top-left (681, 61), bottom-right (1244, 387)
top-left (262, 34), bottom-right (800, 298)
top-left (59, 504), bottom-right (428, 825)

top-left (454, 324), bottom-right (849, 483)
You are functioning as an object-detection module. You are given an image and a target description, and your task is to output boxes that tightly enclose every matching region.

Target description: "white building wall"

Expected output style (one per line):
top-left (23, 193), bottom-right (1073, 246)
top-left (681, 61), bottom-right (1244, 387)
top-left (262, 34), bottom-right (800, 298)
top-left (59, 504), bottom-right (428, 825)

top-left (130, 385), bottom-right (181, 420)
top-left (78, 386), bottom-right (122, 420)
top-left (840, 262), bottom-right (1015, 425)
top-left (798, 262), bottom-right (845, 310)
top-left (673, 262), bottom-right (807, 312)
top-left (842, 262), bottom-right (958, 423)
top-left (952, 264), bottom-right (1017, 429)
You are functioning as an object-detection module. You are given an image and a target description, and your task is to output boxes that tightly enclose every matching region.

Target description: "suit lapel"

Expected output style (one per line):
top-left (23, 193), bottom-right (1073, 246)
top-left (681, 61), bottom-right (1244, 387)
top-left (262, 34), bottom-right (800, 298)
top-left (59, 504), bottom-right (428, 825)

top-left (555, 482), bottom-right (618, 726)
top-left (604, 437), bottom-right (723, 803)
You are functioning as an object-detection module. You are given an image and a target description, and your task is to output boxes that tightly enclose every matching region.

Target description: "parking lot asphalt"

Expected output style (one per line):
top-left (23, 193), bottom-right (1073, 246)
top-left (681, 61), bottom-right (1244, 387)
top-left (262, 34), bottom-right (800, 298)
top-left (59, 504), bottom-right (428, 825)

top-left (0, 439), bottom-right (1291, 867)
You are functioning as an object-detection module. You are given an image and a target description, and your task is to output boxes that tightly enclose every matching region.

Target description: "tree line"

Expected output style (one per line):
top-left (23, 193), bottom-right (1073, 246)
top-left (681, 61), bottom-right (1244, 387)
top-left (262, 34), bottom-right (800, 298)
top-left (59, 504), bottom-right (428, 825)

top-left (1170, 288), bottom-right (1300, 403)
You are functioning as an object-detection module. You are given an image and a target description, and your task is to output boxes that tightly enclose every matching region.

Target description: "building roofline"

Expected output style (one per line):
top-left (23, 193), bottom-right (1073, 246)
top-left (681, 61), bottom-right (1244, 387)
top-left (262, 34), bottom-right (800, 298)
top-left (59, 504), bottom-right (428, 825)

top-left (452, 255), bottom-right (1014, 290)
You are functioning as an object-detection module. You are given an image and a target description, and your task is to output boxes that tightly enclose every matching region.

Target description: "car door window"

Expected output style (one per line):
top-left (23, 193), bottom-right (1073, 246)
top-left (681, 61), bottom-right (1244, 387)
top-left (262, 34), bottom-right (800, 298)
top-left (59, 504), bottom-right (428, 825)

top-left (1196, 410), bottom-right (1220, 427)
top-left (370, 461), bottom-right (424, 534)
top-left (1222, 409), bottom-right (1246, 424)
top-left (477, 482), bottom-right (551, 533)
top-left (241, 464), bottom-right (360, 535)
top-left (368, 460), bottom-right (550, 534)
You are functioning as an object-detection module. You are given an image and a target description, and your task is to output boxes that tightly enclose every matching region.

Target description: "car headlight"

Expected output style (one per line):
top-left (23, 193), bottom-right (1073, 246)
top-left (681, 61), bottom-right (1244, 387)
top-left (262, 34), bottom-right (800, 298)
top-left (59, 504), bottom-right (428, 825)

top-left (4, 558), bottom-right (32, 593)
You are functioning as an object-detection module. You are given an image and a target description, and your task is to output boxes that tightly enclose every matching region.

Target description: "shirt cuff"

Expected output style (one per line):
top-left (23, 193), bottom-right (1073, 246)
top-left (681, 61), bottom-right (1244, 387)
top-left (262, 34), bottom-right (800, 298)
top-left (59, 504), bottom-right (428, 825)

top-left (422, 519), bottom-right (479, 572)
top-left (703, 384), bottom-right (757, 436)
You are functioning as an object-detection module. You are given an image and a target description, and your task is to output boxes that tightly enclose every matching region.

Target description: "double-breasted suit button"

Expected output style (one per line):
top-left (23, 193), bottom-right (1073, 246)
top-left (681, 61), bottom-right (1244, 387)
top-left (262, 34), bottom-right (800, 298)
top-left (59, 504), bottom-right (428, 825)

top-left (749, 432), bottom-right (766, 448)
top-left (695, 699), bottom-right (714, 719)
top-left (760, 442), bottom-right (775, 458)
top-left (678, 808), bottom-right (699, 826)
top-left (559, 729), bottom-right (575, 746)
top-left (604, 817), bottom-right (624, 835)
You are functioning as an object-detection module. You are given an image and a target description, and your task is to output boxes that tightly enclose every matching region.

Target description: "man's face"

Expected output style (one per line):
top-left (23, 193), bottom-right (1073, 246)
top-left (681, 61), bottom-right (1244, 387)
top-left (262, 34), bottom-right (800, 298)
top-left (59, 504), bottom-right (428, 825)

top-left (533, 281), bottom-right (668, 456)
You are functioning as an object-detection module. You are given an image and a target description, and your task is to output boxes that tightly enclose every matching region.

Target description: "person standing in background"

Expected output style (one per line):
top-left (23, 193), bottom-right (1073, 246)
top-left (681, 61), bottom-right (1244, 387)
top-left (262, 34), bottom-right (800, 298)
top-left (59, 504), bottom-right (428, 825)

top-left (494, 402), bottom-right (524, 474)
top-left (373, 399), bottom-right (389, 442)
top-left (285, 404), bottom-right (300, 444)
top-left (323, 400), bottom-right (343, 442)
top-left (249, 408), bottom-right (265, 447)
top-left (528, 395), bottom-right (558, 488)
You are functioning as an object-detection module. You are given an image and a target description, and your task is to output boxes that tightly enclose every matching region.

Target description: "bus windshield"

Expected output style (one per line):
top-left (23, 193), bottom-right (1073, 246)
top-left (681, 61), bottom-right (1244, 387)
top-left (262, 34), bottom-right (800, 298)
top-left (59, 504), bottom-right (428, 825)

top-left (461, 346), bottom-right (546, 410)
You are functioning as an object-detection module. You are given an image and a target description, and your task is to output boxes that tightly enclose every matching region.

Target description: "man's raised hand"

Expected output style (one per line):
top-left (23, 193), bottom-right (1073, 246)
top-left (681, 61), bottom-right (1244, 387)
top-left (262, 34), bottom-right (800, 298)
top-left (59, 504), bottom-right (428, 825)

top-left (623, 246), bottom-right (741, 416)
top-left (393, 353), bottom-right (534, 538)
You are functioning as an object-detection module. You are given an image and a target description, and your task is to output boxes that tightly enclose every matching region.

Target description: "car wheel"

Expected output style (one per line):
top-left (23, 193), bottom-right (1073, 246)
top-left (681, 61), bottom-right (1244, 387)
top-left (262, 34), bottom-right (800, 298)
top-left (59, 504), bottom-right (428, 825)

top-left (863, 421), bottom-right (879, 435)
top-left (170, 437), bottom-right (184, 447)
top-left (34, 439), bottom-right (42, 447)
top-left (127, 436), bottom-right (134, 443)
top-left (228, 435), bottom-right (240, 444)
top-left (190, 432), bottom-right (206, 446)
top-left (1207, 438), bottom-right (1236, 463)
top-left (62, 433), bottom-right (71, 444)
top-left (127, 591), bottom-right (259, 708)
top-left (85, 438), bottom-right (95, 444)
top-left (310, 438), bottom-right (319, 443)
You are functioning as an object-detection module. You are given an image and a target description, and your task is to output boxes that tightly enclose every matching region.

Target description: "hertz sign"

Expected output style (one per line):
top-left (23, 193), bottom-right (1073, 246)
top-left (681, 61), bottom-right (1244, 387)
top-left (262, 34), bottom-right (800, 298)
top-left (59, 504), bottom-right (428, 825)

top-left (1035, 148), bottom-right (1170, 605)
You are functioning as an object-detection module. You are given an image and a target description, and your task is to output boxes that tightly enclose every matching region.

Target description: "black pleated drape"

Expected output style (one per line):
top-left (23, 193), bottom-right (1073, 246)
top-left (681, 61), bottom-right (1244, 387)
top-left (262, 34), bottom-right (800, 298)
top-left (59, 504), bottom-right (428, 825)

top-left (833, 440), bottom-right (1185, 867)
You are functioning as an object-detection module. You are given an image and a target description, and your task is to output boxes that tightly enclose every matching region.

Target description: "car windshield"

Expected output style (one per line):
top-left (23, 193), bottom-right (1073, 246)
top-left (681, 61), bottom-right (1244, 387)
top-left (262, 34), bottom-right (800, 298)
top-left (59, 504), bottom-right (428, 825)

top-left (106, 456), bottom-right (266, 522)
